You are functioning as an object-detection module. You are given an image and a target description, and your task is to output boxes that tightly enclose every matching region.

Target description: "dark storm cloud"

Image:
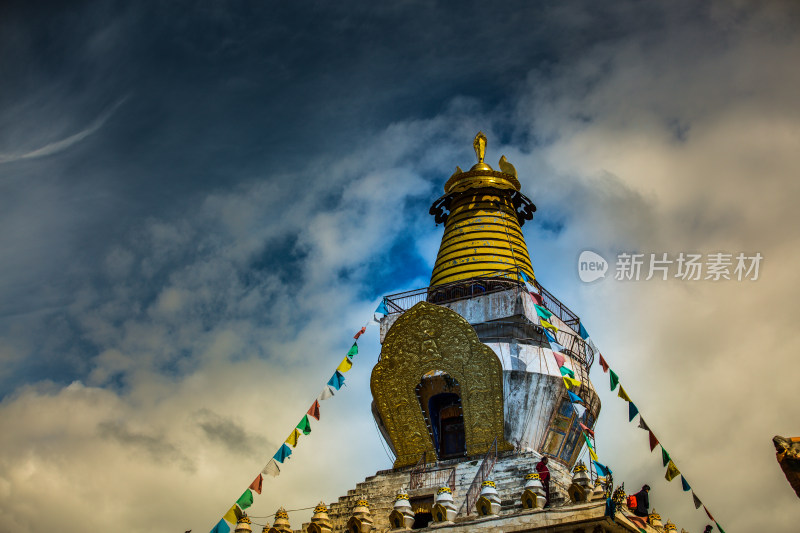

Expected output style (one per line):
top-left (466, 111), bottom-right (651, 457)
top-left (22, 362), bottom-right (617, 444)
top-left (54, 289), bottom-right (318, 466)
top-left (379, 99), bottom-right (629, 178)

top-left (98, 419), bottom-right (194, 471)
top-left (195, 408), bottom-right (266, 456)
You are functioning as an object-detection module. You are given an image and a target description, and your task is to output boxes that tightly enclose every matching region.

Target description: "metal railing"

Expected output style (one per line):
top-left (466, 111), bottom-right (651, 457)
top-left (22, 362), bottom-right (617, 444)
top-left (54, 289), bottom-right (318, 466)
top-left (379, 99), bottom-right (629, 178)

top-left (409, 454), bottom-right (456, 492)
top-left (462, 438), bottom-right (498, 515)
top-left (384, 268), bottom-right (522, 314)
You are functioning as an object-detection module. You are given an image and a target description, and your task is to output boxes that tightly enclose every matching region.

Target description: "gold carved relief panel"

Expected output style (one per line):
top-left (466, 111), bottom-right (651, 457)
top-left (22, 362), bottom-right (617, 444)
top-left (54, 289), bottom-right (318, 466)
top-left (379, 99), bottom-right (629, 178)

top-left (371, 301), bottom-right (512, 468)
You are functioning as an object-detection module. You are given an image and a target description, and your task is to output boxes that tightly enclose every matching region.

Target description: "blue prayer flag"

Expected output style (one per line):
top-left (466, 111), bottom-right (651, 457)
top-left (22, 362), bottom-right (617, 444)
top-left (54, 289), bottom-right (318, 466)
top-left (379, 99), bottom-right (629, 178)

top-left (544, 329), bottom-right (557, 344)
top-left (273, 443), bottom-right (293, 463)
top-left (593, 460), bottom-right (612, 477)
top-left (375, 299), bottom-right (389, 315)
top-left (568, 391), bottom-right (584, 404)
top-left (579, 322), bottom-right (590, 340)
top-left (629, 402), bottom-right (639, 422)
top-left (519, 269), bottom-right (531, 283)
top-left (328, 370), bottom-right (345, 390)
top-left (681, 475), bottom-right (691, 492)
top-left (211, 519), bottom-right (231, 533)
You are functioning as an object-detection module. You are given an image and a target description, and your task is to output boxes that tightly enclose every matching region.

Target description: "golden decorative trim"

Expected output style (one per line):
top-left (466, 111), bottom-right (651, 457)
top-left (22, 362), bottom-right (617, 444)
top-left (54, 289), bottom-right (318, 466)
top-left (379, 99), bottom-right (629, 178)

top-left (481, 480), bottom-right (496, 488)
top-left (371, 302), bottom-right (513, 467)
top-left (525, 472), bottom-right (541, 480)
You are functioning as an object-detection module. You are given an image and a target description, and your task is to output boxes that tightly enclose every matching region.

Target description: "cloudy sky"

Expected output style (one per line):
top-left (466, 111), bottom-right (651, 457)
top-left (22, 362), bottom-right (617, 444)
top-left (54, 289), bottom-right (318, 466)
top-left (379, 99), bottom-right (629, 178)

top-left (1, 1), bottom-right (799, 531)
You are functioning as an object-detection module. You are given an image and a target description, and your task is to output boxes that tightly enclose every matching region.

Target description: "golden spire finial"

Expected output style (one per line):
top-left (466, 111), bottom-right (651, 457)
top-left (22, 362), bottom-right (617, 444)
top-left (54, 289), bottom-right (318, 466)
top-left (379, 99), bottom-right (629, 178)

top-left (473, 132), bottom-right (487, 163)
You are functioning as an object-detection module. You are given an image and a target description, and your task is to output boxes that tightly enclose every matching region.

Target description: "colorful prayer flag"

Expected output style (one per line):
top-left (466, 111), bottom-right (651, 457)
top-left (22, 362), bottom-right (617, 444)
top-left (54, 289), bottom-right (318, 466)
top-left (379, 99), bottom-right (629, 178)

top-left (579, 422), bottom-right (595, 438)
top-left (681, 475), bottom-right (691, 492)
top-left (285, 428), bottom-right (301, 447)
top-left (375, 300), bottom-right (389, 315)
top-left (573, 403), bottom-right (586, 418)
top-left (307, 400), bottom-right (321, 420)
top-left (211, 518), bottom-right (231, 533)
top-left (568, 391), bottom-right (583, 403)
top-left (610, 370), bottom-right (619, 391)
top-left (628, 402), bottom-right (638, 421)
top-left (262, 459), bottom-right (280, 477)
top-left (638, 417), bottom-right (649, 431)
top-left (223, 504), bottom-right (243, 524)
top-left (583, 432), bottom-right (595, 450)
top-left (648, 431), bottom-right (659, 452)
top-left (560, 366), bottom-right (575, 378)
top-left (692, 491), bottom-right (702, 509)
top-left (544, 329), bottom-right (558, 344)
top-left (563, 375), bottom-right (581, 389)
top-left (598, 354), bottom-right (609, 372)
top-left (715, 522), bottom-right (726, 533)
top-left (593, 460), bottom-right (612, 477)
top-left (552, 351), bottom-right (566, 368)
top-left (618, 386), bottom-right (631, 402)
top-left (540, 319), bottom-right (558, 333)
top-left (704, 506), bottom-right (714, 521)
top-left (236, 489), bottom-right (254, 510)
top-left (327, 371), bottom-right (345, 390)
top-left (354, 326), bottom-right (366, 340)
top-left (347, 343), bottom-right (358, 357)
top-left (249, 474), bottom-right (263, 495)
top-left (661, 447), bottom-right (670, 467)
top-left (318, 385), bottom-right (335, 401)
top-left (665, 460), bottom-right (680, 482)
top-left (273, 443), bottom-right (292, 463)
top-left (534, 304), bottom-right (553, 320)
top-left (337, 357), bottom-right (353, 373)
top-left (297, 415), bottom-right (312, 435)
top-left (589, 447), bottom-right (598, 462)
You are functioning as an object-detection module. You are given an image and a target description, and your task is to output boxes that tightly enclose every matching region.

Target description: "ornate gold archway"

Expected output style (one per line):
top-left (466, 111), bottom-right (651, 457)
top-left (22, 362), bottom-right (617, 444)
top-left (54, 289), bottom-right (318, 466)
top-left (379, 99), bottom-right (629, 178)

top-left (371, 302), bottom-right (512, 467)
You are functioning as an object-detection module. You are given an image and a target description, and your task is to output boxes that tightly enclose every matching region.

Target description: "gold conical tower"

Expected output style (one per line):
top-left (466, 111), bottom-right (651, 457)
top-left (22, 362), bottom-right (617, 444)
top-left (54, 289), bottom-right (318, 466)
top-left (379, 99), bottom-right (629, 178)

top-left (429, 132), bottom-right (536, 286)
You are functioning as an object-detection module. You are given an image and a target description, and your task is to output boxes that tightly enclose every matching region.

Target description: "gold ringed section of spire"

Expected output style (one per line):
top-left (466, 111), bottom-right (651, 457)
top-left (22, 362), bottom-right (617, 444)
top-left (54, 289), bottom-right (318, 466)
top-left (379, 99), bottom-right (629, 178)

top-left (431, 189), bottom-right (534, 286)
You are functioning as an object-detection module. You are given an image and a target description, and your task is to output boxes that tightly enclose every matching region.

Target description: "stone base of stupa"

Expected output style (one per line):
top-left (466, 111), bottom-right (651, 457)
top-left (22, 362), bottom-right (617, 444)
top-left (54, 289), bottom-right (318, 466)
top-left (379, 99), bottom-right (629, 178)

top-left (299, 451), bottom-right (659, 533)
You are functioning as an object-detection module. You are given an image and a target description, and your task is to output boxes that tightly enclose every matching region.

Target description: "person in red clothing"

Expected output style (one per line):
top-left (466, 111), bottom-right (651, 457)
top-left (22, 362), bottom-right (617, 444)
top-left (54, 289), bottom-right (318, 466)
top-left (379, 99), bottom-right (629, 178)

top-left (535, 456), bottom-right (551, 508)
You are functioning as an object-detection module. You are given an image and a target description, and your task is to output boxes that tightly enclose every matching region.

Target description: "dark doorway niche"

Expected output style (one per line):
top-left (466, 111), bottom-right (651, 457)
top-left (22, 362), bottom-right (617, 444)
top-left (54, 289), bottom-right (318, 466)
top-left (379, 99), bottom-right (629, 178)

top-left (416, 372), bottom-right (466, 460)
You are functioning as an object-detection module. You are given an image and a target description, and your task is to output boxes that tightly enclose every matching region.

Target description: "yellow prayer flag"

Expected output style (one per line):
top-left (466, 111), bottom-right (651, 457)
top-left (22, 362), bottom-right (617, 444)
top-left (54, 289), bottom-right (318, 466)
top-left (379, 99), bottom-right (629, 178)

top-left (540, 319), bottom-right (559, 333)
top-left (589, 448), bottom-right (598, 462)
top-left (285, 428), bottom-right (301, 447)
top-left (336, 357), bottom-right (353, 373)
top-left (563, 375), bottom-right (582, 389)
top-left (618, 386), bottom-right (631, 402)
top-left (665, 460), bottom-right (680, 482)
top-left (223, 504), bottom-right (243, 524)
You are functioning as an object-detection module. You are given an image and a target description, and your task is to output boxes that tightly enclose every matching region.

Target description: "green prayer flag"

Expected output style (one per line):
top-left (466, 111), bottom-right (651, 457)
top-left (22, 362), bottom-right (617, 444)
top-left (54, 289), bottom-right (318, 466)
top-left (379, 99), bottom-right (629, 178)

top-left (716, 522), bottom-right (726, 533)
top-left (297, 414), bottom-right (312, 435)
top-left (559, 366), bottom-right (575, 378)
top-left (236, 489), bottom-right (254, 510)
top-left (534, 304), bottom-right (553, 320)
top-left (610, 370), bottom-right (619, 391)
top-left (661, 447), bottom-right (670, 467)
top-left (347, 343), bottom-right (358, 357)
top-left (583, 432), bottom-right (594, 450)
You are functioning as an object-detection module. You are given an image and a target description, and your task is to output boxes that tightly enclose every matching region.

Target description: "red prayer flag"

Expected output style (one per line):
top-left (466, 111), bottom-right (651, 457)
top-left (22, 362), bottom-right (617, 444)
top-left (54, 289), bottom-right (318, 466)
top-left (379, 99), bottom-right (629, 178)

top-left (530, 292), bottom-right (544, 305)
top-left (249, 474), bottom-right (263, 495)
top-left (552, 351), bottom-right (566, 368)
top-left (628, 516), bottom-right (647, 529)
top-left (354, 326), bottom-right (366, 340)
top-left (307, 399), bottom-right (321, 420)
top-left (579, 422), bottom-right (594, 438)
top-left (704, 506), bottom-right (714, 521)
top-left (649, 430), bottom-right (659, 452)
top-left (599, 354), bottom-right (609, 373)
